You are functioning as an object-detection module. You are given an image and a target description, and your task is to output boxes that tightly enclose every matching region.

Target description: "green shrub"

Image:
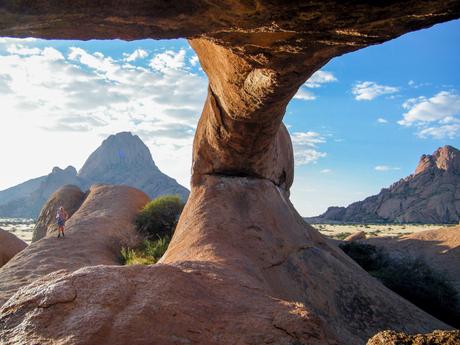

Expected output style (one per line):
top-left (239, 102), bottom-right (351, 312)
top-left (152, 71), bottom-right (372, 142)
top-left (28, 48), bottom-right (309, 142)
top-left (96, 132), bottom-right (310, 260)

top-left (135, 195), bottom-right (184, 240)
top-left (339, 242), bottom-right (460, 328)
top-left (120, 237), bottom-right (171, 266)
top-left (339, 242), bottom-right (388, 272)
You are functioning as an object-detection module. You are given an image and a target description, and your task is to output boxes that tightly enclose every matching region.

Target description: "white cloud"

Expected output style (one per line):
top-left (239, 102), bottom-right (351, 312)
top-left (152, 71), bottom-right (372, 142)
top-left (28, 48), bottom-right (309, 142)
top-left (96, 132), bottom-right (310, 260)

top-left (320, 169), bottom-right (332, 173)
top-left (293, 89), bottom-right (316, 101)
top-left (352, 81), bottom-right (399, 101)
top-left (294, 70), bottom-right (337, 101)
top-left (189, 55), bottom-right (199, 66)
top-left (398, 91), bottom-right (460, 139)
top-left (377, 117), bottom-right (388, 124)
top-left (0, 41), bottom-right (207, 189)
top-left (124, 49), bottom-right (148, 62)
top-left (374, 165), bottom-right (400, 171)
top-left (149, 49), bottom-right (186, 72)
top-left (304, 70), bottom-right (337, 88)
top-left (290, 131), bottom-right (327, 166)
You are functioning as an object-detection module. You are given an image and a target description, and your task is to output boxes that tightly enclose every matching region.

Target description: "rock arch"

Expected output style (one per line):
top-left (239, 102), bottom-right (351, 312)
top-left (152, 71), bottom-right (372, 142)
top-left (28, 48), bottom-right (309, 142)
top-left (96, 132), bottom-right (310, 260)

top-left (1, 2), bottom-right (460, 344)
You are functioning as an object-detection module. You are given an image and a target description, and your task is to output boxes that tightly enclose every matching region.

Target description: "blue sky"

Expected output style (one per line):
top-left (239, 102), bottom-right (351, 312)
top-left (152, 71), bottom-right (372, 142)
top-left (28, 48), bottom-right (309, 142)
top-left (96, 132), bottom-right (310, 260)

top-left (0, 20), bottom-right (458, 216)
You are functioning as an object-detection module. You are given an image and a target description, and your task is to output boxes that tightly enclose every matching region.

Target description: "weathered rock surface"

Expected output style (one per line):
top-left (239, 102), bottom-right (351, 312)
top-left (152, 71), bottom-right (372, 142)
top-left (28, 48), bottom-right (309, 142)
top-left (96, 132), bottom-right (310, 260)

top-left (0, 228), bottom-right (26, 268)
top-left (31, 185), bottom-right (87, 242)
top-left (0, 185), bottom-right (148, 306)
top-left (0, 177), bottom-right (451, 345)
top-left (366, 330), bottom-right (460, 345)
top-left (344, 231), bottom-right (367, 242)
top-left (367, 226), bottom-right (460, 297)
top-left (0, 132), bottom-right (187, 219)
top-left (313, 146), bottom-right (460, 223)
top-left (1, 2), bottom-right (460, 345)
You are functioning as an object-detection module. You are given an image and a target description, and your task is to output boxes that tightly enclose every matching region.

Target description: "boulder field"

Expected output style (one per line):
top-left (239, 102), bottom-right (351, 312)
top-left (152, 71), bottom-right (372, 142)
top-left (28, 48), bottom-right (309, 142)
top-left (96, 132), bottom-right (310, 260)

top-left (0, 184), bottom-right (149, 307)
top-left (0, 229), bottom-right (26, 268)
top-left (1, 1), bottom-right (460, 344)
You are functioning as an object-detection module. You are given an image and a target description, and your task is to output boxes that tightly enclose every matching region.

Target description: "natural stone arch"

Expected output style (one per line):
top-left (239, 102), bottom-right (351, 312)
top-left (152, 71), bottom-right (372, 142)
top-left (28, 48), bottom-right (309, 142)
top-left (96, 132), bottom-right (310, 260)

top-left (1, 2), bottom-right (460, 344)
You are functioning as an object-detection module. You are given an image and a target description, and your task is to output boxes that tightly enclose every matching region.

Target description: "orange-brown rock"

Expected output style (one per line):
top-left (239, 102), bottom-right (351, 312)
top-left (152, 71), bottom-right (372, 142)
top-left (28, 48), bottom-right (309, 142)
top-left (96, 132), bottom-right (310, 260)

top-left (344, 231), bottom-right (367, 242)
top-left (1, 2), bottom-right (460, 345)
top-left (0, 229), bottom-right (26, 268)
top-left (0, 185), bottom-right (148, 306)
top-left (31, 185), bottom-right (87, 242)
top-left (0, 177), bottom-right (451, 344)
top-left (367, 226), bottom-right (460, 297)
top-left (366, 330), bottom-right (460, 345)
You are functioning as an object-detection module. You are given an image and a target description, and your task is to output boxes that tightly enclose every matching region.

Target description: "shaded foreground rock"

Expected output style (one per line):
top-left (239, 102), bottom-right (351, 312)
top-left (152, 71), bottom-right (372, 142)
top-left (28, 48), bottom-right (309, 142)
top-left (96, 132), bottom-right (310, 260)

top-left (1, 176), bottom-right (450, 344)
top-left (0, 185), bottom-right (149, 306)
top-left (367, 226), bottom-right (460, 297)
top-left (0, 229), bottom-right (26, 268)
top-left (366, 330), bottom-right (460, 345)
top-left (32, 185), bottom-right (87, 242)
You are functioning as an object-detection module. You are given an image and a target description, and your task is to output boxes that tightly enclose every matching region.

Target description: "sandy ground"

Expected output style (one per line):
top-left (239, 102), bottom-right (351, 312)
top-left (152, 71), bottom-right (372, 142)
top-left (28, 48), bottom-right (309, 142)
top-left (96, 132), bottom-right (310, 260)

top-left (311, 223), bottom-right (456, 240)
top-left (0, 219), bottom-right (34, 244)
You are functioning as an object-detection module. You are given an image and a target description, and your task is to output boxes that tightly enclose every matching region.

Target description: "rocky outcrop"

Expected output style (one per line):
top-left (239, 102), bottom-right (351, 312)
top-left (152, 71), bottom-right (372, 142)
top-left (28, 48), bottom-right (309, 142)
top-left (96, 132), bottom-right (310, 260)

top-left (1, 1), bottom-right (460, 344)
top-left (79, 132), bottom-right (189, 201)
top-left (314, 146), bottom-right (460, 223)
top-left (344, 231), bottom-right (366, 242)
top-left (366, 330), bottom-right (460, 345)
top-left (0, 185), bottom-right (148, 306)
top-left (367, 226), bottom-right (460, 297)
top-left (31, 185), bottom-right (87, 242)
top-left (0, 177), bottom-right (451, 344)
top-left (0, 132), bottom-right (188, 218)
top-left (0, 229), bottom-right (26, 268)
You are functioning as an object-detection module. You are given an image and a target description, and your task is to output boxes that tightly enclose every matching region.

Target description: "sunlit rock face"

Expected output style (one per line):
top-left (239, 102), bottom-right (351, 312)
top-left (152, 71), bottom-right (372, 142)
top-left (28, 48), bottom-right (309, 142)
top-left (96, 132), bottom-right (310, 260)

top-left (314, 145), bottom-right (460, 223)
top-left (1, 1), bottom-right (460, 344)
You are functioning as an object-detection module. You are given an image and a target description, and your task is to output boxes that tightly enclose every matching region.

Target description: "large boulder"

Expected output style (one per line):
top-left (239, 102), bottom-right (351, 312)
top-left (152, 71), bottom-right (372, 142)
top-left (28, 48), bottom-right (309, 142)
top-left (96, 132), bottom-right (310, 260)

top-left (0, 177), bottom-right (450, 344)
top-left (367, 226), bottom-right (460, 297)
top-left (0, 229), bottom-right (26, 268)
top-left (0, 184), bottom-right (149, 306)
top-left (32, 185), bottom-right (87, 242)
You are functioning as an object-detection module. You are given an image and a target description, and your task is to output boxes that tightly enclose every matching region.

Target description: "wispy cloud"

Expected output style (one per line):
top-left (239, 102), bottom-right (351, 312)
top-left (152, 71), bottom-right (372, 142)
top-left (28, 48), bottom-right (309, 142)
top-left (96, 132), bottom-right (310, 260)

top-left (377, 117), bottom-right (388, 124)
top-left (374, 165), bottom-right (400, 171)
top-left (290, 131), bottom-right (327, 166)
top-left (320, 169), bottom-right (332, 173)
top-left (294, 70), bottom-right (337, 101)
top-left (398, 90), bottom-right (460, 139)
top-left (352, 81), bottom-right (399, 101)
top-left (123, 49), bottom-right (148, 62)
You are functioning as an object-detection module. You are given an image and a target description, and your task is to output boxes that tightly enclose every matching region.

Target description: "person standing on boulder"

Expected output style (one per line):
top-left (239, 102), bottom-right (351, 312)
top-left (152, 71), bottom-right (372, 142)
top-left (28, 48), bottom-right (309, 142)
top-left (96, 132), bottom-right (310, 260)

top-left (56, 206), bottom-right (69, 238)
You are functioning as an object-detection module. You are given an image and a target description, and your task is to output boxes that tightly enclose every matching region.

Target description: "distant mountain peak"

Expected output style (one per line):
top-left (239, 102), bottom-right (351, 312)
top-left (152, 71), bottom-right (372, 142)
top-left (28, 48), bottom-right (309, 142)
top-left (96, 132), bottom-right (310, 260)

top-left (415, 145), bottom-right (460, 175)
top-left (311, 144), bottom-right (460, 224)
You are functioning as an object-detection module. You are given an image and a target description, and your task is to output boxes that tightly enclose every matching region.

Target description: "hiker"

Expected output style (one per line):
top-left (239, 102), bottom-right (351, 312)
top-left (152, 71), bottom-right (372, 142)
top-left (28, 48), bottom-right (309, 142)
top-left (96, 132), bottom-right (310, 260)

top-left (56, 206), bottom-right (69, 238)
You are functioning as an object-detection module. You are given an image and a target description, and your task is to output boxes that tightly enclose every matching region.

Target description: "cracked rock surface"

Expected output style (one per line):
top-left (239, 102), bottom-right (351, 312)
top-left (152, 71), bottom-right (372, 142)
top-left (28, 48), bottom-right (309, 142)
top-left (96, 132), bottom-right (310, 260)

top-left (1, 1), bottom-right (460, 344)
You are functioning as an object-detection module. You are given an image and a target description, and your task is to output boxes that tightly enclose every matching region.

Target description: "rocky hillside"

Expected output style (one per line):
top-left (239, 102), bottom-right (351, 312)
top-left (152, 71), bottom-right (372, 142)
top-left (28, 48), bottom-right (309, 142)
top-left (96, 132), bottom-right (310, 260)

top-left (313, 145), bottom-right (460, 223)
top-left (0, 132), bottom-right (189, 218)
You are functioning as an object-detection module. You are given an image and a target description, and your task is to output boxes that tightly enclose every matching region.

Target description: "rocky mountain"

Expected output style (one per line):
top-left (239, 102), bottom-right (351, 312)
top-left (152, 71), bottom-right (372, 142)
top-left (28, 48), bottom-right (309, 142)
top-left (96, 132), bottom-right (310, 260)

top-left (0, 132), bottom-right (189, 218)
top-left (311, 145), bottom-right (460, 224)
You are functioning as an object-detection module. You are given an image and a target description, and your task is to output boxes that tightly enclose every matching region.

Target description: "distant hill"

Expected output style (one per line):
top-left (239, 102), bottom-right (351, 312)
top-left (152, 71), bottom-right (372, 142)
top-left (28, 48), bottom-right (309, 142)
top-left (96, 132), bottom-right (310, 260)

top-left (0, 132), bottom-right (189, 218)
top-left (307, 145), bottom-right (460, 224)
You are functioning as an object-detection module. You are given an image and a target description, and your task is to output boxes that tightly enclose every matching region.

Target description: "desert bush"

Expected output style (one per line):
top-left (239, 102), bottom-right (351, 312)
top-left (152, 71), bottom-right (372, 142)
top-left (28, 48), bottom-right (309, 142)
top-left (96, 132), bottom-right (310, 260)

top-left (135, 195), bottom-right (184, 240)
top-left (120, 237), bottom-right (171, 266)
top-left (339, 242), bottom-right (460, 328)
top-left (339, 242), bottom-right (387, 272)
